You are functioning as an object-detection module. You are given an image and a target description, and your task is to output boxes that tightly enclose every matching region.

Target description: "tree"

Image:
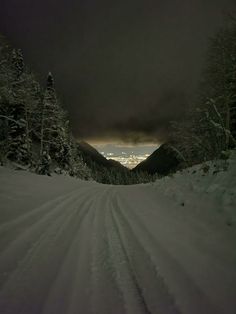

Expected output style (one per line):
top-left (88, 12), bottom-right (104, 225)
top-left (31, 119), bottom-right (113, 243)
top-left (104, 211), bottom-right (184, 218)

top-left (171, 16), bottom-right (236, 165)
top-left (2, 49), bottom-right (30, 163)
top-left (0, 38), bottom-right (41, 165)
top-left (40, 72), bottom-right (68, 162)
top-left (200, 17), bottom-right (236, 149)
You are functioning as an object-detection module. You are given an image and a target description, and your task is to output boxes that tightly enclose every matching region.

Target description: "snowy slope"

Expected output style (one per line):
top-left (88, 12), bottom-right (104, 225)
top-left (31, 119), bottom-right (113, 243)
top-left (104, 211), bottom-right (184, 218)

top-left (154, 150), bottom-right (236, 226)
top-left (0, 153), bottom-right (235, 314)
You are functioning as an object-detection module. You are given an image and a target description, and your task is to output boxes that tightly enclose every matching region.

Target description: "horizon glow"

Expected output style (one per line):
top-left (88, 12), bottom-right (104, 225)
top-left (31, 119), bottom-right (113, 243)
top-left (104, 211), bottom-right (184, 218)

top-left (92, 143), bottom-right (159, 169)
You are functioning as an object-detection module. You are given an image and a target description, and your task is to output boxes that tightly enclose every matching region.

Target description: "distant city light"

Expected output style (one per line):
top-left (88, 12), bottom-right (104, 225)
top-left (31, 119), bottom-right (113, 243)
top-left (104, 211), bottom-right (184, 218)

top-left (106, 153), bottom-right (150, 168)
top-left (93, 143), bottom-right (159, 169)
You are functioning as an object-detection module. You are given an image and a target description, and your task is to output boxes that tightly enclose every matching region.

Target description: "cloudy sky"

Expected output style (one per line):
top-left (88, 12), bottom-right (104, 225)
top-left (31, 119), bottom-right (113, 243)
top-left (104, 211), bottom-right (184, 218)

top-left (0, 0), bottom-right (236, 145)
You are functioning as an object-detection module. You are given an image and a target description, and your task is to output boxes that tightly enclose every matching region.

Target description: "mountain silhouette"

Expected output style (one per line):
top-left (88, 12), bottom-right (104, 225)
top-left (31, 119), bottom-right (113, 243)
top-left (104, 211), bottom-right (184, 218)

top-left (77, 141), bottom-right (127, 171)
top-left (133, 144), bottom-right (181, 176)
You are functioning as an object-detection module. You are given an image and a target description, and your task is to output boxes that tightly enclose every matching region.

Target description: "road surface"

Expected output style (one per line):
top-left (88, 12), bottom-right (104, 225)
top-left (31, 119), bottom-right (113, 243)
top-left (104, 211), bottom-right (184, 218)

top-left (0, 170), bottom-right (235, 314)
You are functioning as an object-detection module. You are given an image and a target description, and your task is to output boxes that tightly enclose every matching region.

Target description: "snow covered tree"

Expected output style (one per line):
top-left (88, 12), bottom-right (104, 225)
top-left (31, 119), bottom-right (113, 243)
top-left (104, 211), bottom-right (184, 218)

top-left (67, 141), bottom-right (92, 180)
top-left (2, 49), bottom-right (30, 163)
top-left (171, 16), bottom-right (236, 165)
top-left (40, 72), bottom-right (69, 165)
top-left (0, 37), bottom-right (93, 180)
top-left (0, 38), bottom-right (41, 165)
top-left (0, 36), bottom-right (13, 162)
top-left (11, 48), bottom-right (24, 79)
top-left (39, 75), bottom-right (87, 174)
top-left (200, 17), bottom-right (236, 149)
top-left (36, 150), bottom-right (51, 176)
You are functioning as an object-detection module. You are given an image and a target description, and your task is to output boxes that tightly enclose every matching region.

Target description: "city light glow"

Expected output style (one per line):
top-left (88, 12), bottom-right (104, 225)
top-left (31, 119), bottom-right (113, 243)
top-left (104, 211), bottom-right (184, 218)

top-left (93, 143), bottom-right (159, 169)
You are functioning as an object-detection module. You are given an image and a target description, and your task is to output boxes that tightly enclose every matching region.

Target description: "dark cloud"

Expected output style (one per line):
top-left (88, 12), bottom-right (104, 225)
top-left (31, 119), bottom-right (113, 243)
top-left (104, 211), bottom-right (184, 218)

top-left (0, 0), bottom-right (235, 143)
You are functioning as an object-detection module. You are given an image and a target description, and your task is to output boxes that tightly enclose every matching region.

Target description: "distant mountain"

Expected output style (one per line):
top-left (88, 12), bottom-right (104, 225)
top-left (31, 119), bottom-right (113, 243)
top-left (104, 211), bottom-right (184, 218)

top-left (133, 143), bottom-right (181, 176)
top-left (77, 141), bottom-right (128, 171)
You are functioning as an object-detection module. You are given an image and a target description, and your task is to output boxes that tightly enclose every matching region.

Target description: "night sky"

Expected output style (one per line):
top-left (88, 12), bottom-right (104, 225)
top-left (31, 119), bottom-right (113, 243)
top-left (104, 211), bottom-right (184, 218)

top-left (0, 0), bottom-right (236, 144)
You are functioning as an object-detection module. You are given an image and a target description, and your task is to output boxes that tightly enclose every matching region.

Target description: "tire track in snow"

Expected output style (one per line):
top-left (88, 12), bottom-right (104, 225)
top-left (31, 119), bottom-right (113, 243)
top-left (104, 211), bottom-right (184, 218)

top-left (115, 190), bottom-right (221, 314)
top-left (42, 189), bottom-right (102, 314)
top-left (112, 192), bottom-right (181, 314)
top-left (0, 187), bottom-right (101, 314)
top-left (0, 186), bottom-right (92, 251)
top-left (105, 189), bottom-right (151, 314)
top-left (0, 188), bottom-right (90, 289)
top-left (89, 187), bottom-right (125, 314)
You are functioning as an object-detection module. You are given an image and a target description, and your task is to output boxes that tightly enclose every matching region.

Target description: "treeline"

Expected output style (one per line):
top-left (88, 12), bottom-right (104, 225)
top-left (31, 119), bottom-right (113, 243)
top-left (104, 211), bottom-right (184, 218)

top-left (0, 36), bottom-right (91, 179)
top-left (80, 159), bottom-right (158, 185)
top-left (171, 16), bottom-right (236, 166)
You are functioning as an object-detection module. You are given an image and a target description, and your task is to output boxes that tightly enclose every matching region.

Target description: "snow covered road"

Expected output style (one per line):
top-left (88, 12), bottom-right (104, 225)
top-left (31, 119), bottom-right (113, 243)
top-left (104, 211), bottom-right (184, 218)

top-left (0, 167), bottom-right (236, 314)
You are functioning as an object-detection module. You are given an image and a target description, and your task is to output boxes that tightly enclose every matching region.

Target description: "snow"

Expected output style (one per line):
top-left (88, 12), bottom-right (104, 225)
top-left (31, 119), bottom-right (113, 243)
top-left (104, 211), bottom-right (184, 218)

top-left (0, 152), bottom-right (236, 314)
top-left (153, 150), bottom-right (236, 226)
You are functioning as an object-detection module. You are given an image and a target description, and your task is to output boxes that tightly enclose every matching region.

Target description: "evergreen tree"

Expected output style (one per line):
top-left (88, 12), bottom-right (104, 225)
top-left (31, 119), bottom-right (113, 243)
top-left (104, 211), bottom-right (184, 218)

top-left (5, 49), bottom-right (31, 163)
top-left (0, 39), bottom-right (41, 165)
top-left (40, 72), bottom-right (68, 164)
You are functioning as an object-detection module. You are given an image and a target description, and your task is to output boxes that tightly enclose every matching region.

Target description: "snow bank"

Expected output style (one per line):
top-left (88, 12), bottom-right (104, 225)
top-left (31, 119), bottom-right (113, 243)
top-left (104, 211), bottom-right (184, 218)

top-left (153, 150), bottom-right (236, 227)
